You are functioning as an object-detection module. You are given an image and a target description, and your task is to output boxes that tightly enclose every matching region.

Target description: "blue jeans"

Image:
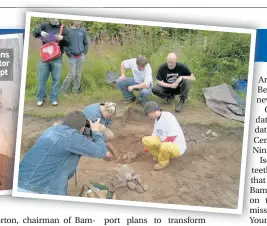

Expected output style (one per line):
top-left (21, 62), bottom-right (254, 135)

top-left (36, 56), bottom-right (63, 103)
top-left (60, 55), bottom-right (85, 93)
top-left (116, 77), bottom-right (151, 104)
top-left (17, 187), bottom-right (37, 194)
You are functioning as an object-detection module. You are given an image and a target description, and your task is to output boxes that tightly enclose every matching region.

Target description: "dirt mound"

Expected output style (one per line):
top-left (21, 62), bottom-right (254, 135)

top-left (109, 107), bottom-right (153, 163)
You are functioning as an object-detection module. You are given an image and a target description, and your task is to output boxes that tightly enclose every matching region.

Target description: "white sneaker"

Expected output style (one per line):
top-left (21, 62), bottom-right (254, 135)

top-left (51, 101), bottom-right (58, 106)
top-left (37, 101), bottom-right (44, 106)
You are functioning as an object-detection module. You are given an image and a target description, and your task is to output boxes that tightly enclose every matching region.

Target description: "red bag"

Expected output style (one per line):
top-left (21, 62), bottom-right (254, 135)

top-left (40, 25), bottom-right (64, 62)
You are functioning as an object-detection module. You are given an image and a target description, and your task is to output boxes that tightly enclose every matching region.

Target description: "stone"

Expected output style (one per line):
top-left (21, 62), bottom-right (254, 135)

top-left (206, 130), bottom-right (212, 135)
top-left (127, 181), bottom-right (136, 190)
top-left (135, 185), bottom-right (144, 193)
top-left (201, 133), bottom-right (205, 138)
top-left (211, 132), bottom-right (218, 137)
top-left (141, 184), bottom-right (148, 191)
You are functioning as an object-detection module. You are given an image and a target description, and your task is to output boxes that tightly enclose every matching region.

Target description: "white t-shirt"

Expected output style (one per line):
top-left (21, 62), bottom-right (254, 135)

top-left (152, 111), bottom-right (187, 155)
top-left (123, 58), bottom-right (153, 85)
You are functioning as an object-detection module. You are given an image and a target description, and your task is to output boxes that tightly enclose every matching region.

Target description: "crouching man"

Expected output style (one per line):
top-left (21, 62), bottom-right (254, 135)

top-left (18, 110), bottom-right (111, 195)
top-left (142, 101), bottom-right (187, 170)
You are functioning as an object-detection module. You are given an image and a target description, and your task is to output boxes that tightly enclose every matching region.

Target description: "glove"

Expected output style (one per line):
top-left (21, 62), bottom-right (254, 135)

top-left (164, 136), bottom-right (176, 142)
top-left (40, 31), bottom-right (49, 37)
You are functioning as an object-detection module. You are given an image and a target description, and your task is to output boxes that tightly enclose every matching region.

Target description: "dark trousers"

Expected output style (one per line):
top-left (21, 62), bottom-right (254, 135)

top-left (152, 79), bottom-right (190, 100)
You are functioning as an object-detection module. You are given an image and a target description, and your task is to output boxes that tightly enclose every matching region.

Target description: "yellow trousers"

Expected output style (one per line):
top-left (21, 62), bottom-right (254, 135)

top-left (142, 136), bottom-right (180, 166)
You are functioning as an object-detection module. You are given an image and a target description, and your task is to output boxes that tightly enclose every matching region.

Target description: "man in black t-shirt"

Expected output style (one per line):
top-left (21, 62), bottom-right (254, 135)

top-left (152, 52), bottom-right (195, 112)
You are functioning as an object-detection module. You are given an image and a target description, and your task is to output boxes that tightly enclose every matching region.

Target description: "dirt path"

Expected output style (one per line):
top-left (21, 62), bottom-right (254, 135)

top-left (20, 102), bottom-right (244, 209)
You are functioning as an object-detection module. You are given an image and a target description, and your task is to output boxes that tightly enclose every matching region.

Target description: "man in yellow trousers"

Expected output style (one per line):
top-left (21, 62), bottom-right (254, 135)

top-left (142, 101), bottom-right (187, 170)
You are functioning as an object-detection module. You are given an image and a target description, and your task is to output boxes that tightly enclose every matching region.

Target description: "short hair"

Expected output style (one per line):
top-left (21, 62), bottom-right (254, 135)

top-left (63, 110), bottom-right (86, 131)
top-left (136, 56), bottom-right (148, 67)
top-left (103, 102), bottom-right (117, 116)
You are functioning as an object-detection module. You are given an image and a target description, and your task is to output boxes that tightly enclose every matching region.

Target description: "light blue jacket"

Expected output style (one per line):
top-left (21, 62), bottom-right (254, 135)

top-left (18, 125), bottom-right (106, 195)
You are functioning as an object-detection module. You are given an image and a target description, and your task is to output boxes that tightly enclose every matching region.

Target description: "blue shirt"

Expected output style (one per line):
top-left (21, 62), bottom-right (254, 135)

top-left (64, 27), bottom-right (88, 56)
top-left (18, 125), bottom-right (107, 195)
top-left (82, 103), bottom-right (112, 127)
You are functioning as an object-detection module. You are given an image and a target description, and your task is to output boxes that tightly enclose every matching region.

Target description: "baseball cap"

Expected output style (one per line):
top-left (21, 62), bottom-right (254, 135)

top-left (144, 101), bottom-right (161, 115)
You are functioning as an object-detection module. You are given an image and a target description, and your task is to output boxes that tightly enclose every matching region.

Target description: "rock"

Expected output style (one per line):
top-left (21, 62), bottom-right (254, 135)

top-left (124, 172), bottom-right (133, 181)
top-left (137, 177), bottom-right (142, 184)
top-left (119, 164), bottom-right (135, 181)
top-left (141, 184), bottom-right (148, 191)
top-left (201, 133), bottom-right (205, 138)
top-left (206, 130), bottom-right (212, 135)
top-left (127, 181), bottom-right (136, 190)
top-left (135, 185), bottom-right (144, 193)
top-left (211, 132), bottom-right (218, 137)
top-left (111, 174), bottom-right (127, 188)
top-left (132, 174), bottom-right (141, 180)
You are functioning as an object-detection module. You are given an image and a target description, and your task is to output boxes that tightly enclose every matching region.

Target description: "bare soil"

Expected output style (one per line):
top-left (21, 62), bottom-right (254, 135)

top-left (20, 106), bottom-right (244, 209)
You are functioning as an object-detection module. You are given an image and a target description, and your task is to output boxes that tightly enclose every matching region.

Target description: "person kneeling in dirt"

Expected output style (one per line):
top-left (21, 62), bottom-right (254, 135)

top-left (116, 56), bottom-right (153, 105)
top-left (17, 110), bottom-right (111, 195)
top-left (152, 52), bottom-right (195, 112)
top-left (82, 102), bottom-right (116, 141)
top-left (142, 101), bottom-right (187, 170)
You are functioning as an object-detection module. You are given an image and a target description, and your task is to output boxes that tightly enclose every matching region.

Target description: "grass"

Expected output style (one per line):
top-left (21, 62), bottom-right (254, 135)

top-left (25, 31), bottom-right (250, 103)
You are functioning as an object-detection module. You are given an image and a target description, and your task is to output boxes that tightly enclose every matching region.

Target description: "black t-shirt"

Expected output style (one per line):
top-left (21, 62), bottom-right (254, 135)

top-left (156, 63), bottom-right (192, 84)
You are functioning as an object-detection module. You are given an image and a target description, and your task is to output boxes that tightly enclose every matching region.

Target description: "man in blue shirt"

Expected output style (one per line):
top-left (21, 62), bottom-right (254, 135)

top-left (60, 20), bottom-right (89, 95)
top-left (18, 110), bottom-right (111, 195)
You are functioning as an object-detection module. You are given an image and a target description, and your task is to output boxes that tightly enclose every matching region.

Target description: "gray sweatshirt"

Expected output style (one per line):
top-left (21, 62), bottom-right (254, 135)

top-left (64, 27), bottom-right (89, 57)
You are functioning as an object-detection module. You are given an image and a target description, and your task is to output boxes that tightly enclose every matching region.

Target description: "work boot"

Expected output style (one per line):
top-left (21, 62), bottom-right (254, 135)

top-left (164, 94), bottom-right (175, 105)
top-left (175, 98), bottom-right (185, 112)
top-left (154, 161), bottom-right (169, 171)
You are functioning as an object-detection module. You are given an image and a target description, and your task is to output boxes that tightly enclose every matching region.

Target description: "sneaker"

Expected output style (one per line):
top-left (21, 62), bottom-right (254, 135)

top-left (154, 161), bottom-right (169, 171)
top-left (51, 101), bottom-right (59, 106)
top-left (164, 94), bottom-right (175, 105)
top-left (175, 99), bottom-right (185, 112)
top-left (124, 97), bottom-right (136, 104)
top-left (37, 100), bottom-right (44, 107)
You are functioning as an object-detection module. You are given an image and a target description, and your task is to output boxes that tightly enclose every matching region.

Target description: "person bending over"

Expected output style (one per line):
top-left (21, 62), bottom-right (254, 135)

top-left (18, 110), bottom-right (111, 195)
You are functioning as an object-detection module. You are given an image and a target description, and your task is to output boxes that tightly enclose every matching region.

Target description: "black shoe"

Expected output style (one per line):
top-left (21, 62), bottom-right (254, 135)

top-left (164, 94), bottom-right (175, 104)
top-left (176, 99), bottom-right (185, 112)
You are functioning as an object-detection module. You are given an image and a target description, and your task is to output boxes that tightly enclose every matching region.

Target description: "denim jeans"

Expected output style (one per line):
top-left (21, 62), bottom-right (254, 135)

top-left (60, 54), bottom-right (85, 93)
top-left (116, 77), bottom-right (152, 104)
top-left (36, 56), bottom-right (63, 103)
top-left (17, 187), bottom-right (37, 194)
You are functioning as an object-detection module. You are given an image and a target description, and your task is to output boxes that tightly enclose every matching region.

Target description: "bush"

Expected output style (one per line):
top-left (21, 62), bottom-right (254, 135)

top-left (26, 19), bottom-right (251, 101)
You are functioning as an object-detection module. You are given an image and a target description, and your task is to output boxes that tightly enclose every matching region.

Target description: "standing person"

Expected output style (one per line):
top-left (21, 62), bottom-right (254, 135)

top-left (32, 18), bottom-right (70, 106)
top-left (18, 110), bottom-right (111, 195)
top-left (152, 52), bottom-right (195, 112)
top-left (142, 101), bottom-right (187, 171)
top-left (60, 20), bottom-right (89, 95)
top-left (116, 56), bottom-right (153, 105)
